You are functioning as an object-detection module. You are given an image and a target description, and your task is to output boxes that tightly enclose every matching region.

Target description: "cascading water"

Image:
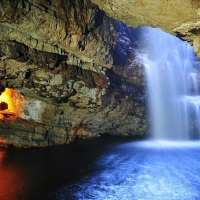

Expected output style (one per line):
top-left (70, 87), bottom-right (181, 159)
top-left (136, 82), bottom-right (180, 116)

top-left (138, 28), bottom-right (200, 140)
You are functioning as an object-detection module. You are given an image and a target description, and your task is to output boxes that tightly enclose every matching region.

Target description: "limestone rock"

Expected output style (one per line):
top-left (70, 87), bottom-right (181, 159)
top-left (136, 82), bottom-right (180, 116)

top-left (0, 0), bottom-right (150, 147)
top-left (194, 36), bottom-right (200, 57)
top-left (0, 0), bottom-right (120, 69)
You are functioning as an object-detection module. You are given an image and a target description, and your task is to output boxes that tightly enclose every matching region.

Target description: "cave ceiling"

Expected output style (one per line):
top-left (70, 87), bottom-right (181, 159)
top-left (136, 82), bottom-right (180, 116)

top-left (91, 0), bottom-right (200, 56)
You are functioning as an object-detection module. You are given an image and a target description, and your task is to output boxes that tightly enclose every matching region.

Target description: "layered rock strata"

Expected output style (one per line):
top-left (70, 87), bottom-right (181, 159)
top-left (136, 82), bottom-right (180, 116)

top-left (0, 0), bottom-right (147, 147)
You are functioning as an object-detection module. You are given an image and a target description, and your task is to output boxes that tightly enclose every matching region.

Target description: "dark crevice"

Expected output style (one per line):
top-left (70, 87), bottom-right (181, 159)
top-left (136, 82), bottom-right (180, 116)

top-left (25, 69), bottom-right (31, 79)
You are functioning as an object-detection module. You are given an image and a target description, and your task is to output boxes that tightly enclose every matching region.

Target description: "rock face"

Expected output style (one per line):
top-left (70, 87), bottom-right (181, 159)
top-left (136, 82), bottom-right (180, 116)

top-left (0, 0), bottom-right (119, 68)
top-left (3, 0), bottom-right (200, 147)
top-left (0, 0), bottom-right (147, 147)
top-left (90, 0), bottom-right (200, 56)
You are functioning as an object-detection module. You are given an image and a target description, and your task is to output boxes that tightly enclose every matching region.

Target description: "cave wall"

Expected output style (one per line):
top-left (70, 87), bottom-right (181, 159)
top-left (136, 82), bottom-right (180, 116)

top-left (0, 0), bottom-right (147, 147)
top-left (0, 0), bottom-right (119, 68)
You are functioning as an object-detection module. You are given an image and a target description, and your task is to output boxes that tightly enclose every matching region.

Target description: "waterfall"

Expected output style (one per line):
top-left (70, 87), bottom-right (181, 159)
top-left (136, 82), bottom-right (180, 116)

top-left (138, 28), bottom-right (200, 140)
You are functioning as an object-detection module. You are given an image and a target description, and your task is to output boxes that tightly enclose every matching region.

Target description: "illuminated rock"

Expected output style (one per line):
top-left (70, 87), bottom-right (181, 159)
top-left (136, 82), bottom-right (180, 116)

top-left (0, 88), bottom-right (24, 121)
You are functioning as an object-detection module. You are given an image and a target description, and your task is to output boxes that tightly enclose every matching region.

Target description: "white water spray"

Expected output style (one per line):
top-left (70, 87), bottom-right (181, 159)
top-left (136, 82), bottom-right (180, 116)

top-left (139, 28), bottom-right (200, 140)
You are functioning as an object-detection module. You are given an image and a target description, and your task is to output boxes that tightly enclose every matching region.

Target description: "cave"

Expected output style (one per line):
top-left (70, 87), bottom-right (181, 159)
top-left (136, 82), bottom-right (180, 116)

top-left (1, 0), bottom-right (200, 199)
top-left (0, 0), bottom-right (200, 147)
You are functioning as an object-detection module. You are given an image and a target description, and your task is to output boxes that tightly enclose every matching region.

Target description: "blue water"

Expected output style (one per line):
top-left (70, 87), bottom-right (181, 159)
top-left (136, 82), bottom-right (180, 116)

top-left (2, 137), bottom-right (200, 200)
top-left (50, 140), bottom-right (200, 200)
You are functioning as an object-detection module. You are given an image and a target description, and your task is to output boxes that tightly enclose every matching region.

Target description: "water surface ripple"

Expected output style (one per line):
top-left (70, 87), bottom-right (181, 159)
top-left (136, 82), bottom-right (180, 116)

top-left (1, 137), bottom-right (200, 200)
top-left (51, 140), bottom-right (200, 200)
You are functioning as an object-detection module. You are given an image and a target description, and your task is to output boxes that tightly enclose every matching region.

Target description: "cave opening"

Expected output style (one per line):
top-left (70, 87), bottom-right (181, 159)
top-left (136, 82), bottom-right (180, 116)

top-left (0, 88), bottom-right (24, 121)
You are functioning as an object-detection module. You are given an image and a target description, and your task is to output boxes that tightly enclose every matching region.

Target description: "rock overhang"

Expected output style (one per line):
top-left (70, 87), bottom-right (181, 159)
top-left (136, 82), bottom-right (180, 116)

top-left (90, 0), bottom-right (200, 56)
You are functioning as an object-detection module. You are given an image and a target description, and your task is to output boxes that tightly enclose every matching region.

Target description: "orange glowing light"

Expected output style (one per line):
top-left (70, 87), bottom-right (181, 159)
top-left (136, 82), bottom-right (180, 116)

top-left (0, 88), bottom-right (24, 121)
top-left (0, 149), bottom-right (5, 163)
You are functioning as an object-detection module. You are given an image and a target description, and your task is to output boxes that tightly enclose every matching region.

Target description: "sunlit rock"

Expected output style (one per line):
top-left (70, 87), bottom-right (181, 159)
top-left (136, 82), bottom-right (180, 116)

top-left (193, 36), bottom-right (200, 57)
